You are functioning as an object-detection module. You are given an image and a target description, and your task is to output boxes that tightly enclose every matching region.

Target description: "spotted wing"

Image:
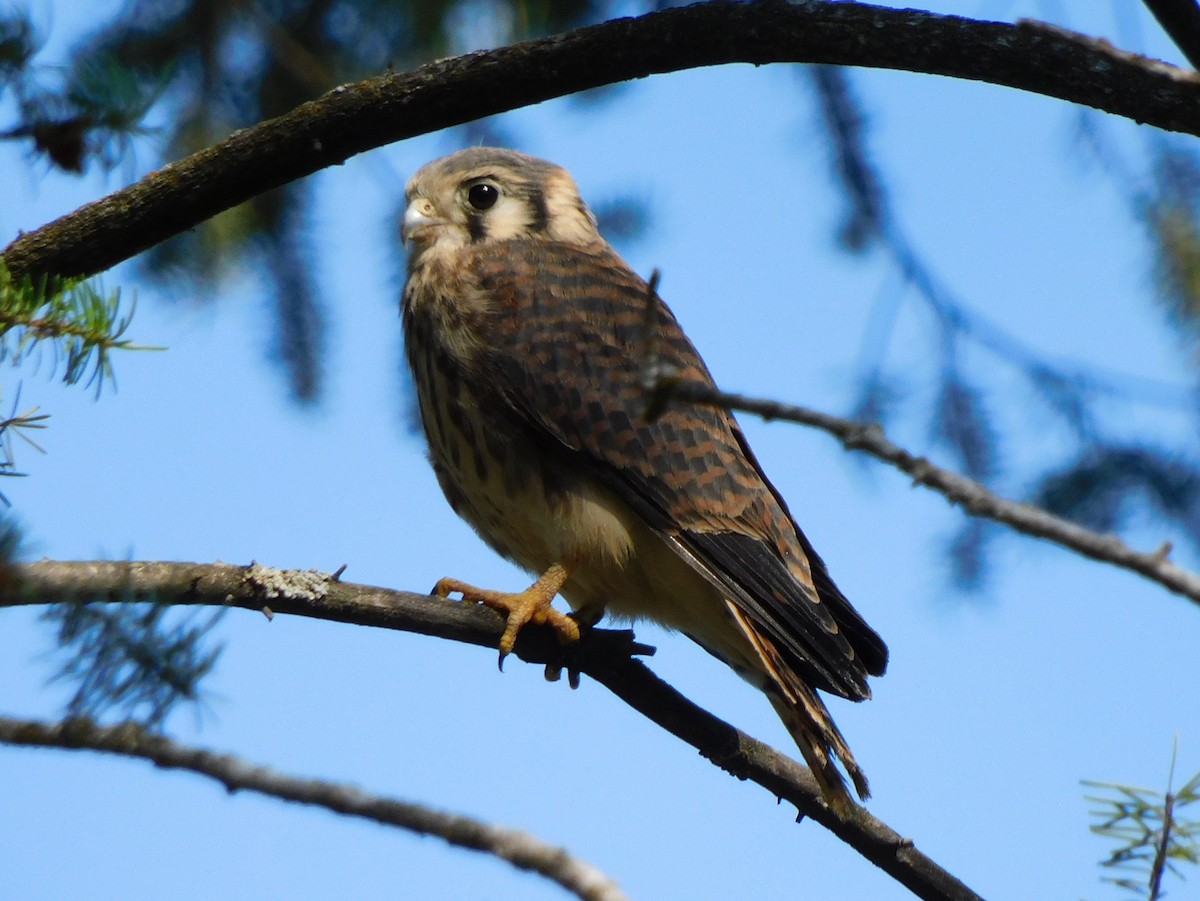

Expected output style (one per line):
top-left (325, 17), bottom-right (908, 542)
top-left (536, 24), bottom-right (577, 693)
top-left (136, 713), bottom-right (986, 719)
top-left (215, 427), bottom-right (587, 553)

top-left (469, 238), bottom-right (887, 699)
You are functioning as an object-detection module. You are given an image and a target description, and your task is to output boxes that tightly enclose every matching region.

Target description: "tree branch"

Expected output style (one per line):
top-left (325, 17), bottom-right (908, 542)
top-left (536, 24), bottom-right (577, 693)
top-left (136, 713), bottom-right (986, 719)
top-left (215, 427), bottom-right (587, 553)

top-left (0, 714), bottom-right (629, 901)
top-left (1143, 0), bottom-right (1200, 70)
top-left (656, 379), bottom-right (1200, 609)
top-left (4, 558), bottom-right (982, 901)
top-left (4, 1), bottom-right (1199, 283)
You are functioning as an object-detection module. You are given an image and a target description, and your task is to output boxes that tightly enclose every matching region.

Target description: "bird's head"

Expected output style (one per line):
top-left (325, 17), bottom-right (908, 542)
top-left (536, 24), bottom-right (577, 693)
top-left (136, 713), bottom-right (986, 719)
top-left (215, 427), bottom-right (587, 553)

top-left (402, 147), bottom-right (602, 266)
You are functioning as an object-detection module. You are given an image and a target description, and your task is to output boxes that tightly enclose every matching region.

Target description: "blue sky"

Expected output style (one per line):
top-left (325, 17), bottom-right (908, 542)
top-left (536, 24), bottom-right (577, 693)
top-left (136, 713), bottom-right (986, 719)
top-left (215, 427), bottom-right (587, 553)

top-left (2, 2), bottom-right (1199, 899)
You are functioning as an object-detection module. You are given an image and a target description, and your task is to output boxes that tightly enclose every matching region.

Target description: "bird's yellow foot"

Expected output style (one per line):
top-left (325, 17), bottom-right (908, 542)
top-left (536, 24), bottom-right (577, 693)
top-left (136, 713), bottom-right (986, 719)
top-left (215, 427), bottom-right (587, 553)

top-left (433, 563), bottom-right (579, 667)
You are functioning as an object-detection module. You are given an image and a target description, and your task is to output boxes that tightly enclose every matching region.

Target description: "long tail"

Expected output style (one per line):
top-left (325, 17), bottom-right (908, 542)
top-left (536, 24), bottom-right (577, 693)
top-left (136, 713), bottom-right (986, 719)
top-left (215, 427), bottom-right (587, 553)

top-left (727, 603), bottom-right (869, 814)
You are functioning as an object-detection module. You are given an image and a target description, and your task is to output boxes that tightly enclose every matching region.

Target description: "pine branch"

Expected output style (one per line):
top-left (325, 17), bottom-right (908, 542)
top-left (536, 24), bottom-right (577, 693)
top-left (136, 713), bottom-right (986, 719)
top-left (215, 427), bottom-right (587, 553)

top-left (0, 387), bottom-right (48, 483)
top-left (40, 599), bottom-right (224, 728)
top-left (4, 558), bottom-right (983, 901)
top-left (1084, 765), bottom-right (1200, 899)
top-left (4, 2), bottom-right (1200, 284)
top-left (0, 263), bottom-right (153, 392)
top-left (0, 714), bottom-right (630, 901)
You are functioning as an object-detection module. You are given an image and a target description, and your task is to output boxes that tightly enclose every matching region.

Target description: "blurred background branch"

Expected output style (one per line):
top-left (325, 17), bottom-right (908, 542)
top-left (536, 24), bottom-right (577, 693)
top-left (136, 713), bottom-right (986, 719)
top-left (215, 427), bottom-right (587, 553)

top-left (0, 714), bottom-right (631, 901)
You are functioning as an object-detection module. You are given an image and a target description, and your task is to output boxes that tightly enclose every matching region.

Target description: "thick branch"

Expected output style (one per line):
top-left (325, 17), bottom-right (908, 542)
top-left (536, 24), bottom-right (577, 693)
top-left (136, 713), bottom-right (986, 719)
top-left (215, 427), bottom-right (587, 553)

top-left (1144, 0), bottom-right (1200, 70)
top-left (658, 380), bottom-right (1200, 609)
top-left (4, 1), bottom-right (1199, 282)
top-left (0, 714), bottom-right (628, 901)
top-left (4, 559), bottom-right (982, 901)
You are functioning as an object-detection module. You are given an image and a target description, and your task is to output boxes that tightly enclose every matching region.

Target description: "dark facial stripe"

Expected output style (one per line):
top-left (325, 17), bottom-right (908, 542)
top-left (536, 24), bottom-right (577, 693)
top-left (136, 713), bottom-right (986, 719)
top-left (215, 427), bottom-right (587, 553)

top-left (529, 188), bottom-right (549, 233)
top-left (467, 214), bottom-right (488, 243)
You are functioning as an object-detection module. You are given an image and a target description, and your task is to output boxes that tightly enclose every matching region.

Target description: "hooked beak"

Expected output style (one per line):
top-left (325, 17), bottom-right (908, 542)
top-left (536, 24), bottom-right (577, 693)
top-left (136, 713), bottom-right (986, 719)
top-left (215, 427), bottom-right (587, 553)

top-left (401, 198), bottom-right (437, 246)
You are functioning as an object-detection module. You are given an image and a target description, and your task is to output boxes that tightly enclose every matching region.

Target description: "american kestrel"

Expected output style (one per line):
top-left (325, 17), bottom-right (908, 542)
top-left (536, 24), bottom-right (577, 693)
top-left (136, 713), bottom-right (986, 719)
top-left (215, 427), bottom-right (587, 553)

top-left (401, 147), bottom-right (887, 811)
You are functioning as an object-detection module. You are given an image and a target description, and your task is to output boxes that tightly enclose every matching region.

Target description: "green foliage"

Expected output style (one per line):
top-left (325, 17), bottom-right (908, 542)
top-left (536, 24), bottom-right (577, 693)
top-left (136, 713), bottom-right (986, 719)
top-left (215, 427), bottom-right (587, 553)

top-left (1035, 447), bottom-right (1200, 550)
top-left (41, 600), bottom-right (225, 730)
top-left (1076, 125), bottom-right (1200, 377)
top-left (1085, 765), bottom-right (1200, 900)
top-left (0, 10), bottom-right (37, 86)
top-left (811, 65), bottom-right (884, 253)
top-left (0, 264), bottom-right (153, 491)
top-left (0, 262), bottom-right (154, 394)
top-left (0, 384), bottom-right (47, 504)
top-left (1146, 145), bottom-right (1200, 360)
top-left (0, 9), bottom-right (160, 173)
top-left (0, 505), bottom-right (22, 566)
top-left (831, 76), bottom-right (1200, 591)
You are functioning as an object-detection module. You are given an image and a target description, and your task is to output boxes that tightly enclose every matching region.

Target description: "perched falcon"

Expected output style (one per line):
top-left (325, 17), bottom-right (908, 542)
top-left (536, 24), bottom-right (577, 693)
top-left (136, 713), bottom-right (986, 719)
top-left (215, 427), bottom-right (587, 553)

top-left (401, 147), bottom-right (887, 810)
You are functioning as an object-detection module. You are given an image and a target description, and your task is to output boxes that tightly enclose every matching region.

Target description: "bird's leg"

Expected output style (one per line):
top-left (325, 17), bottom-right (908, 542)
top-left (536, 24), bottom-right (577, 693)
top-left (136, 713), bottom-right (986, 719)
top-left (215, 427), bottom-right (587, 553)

top-left (433, 563), bottom-right (579, 667)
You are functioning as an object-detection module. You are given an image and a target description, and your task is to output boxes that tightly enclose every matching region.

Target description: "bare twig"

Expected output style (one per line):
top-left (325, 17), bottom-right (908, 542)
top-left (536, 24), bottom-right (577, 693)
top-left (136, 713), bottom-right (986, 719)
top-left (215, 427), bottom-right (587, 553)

top-left (3, 559), bottom-right (982, 901)
top-left (4, 2), bottom-right (1200, 284)
top-left (656, 380), bottom-right (1200, 609)
top-left (0, 714), bottom-right (629, 901)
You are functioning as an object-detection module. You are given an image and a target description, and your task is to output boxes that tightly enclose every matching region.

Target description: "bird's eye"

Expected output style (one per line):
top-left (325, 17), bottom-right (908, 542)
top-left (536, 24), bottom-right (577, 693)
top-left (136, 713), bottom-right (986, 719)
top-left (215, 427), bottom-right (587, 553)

top-left (467, 183), bottom-right (499, 211)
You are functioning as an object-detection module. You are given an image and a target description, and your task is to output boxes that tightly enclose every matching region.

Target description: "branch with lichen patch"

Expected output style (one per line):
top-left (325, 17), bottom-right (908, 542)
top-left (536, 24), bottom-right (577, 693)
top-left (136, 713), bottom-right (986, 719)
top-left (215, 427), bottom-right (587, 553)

top-left (4, 558), bottom-right (981, 901)
top-left (0, 714), bottom-right (630, 901)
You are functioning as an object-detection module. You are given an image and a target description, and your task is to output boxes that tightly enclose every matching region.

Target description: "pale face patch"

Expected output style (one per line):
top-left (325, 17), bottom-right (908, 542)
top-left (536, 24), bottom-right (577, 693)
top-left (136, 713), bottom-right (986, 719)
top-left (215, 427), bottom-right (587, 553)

top-left (403, 148), bottom-right (605, 261)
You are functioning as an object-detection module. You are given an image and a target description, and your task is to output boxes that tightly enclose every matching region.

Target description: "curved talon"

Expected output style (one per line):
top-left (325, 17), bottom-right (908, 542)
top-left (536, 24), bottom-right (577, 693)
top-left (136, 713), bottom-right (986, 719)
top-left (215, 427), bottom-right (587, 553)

top-left (433, 576), bottom-right (478, 598)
